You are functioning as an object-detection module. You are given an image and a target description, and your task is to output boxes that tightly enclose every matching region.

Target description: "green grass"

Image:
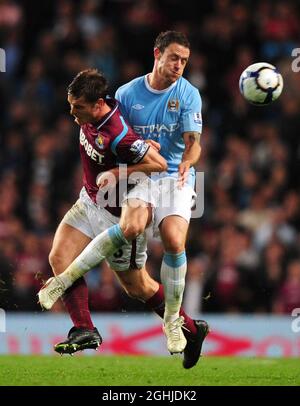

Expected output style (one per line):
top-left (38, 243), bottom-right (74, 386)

top-left (0, 355), bottom-right (299, 386)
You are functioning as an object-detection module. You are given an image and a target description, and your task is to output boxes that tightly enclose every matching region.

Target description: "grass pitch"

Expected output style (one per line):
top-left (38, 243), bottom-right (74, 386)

top-left (0, 355), bottom-right (299, 386)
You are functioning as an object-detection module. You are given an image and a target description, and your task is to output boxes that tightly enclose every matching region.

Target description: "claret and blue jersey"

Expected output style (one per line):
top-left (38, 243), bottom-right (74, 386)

top-left (115, 75), bottom-right (202, 187)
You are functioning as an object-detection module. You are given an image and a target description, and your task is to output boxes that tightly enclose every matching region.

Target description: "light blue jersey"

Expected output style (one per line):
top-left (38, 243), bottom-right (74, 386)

top-left (115, 75), bottom-right (202, 187)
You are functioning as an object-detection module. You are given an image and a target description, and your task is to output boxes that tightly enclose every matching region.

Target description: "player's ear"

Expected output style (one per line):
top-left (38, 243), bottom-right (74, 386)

top-left (154, 47), bottom-right (161, 60)
top-left (94, 98), bottom-right (104, 110)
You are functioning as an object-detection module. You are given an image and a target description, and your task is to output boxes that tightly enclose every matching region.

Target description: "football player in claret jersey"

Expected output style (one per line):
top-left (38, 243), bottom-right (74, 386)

top-left (38, 68), bottom-right (167, 353)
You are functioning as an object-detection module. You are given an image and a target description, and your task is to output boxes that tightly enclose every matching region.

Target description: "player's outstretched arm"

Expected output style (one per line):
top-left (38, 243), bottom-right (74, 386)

top-left (99, 146), bottom-right (167, 189)
top-left (126, 145), bottom-right (167, 175)
top-left (178, 132), bottom-right (201, 187)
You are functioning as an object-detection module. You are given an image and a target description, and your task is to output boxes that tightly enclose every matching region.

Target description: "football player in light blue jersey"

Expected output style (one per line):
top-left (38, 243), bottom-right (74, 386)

top-left (115, 31), bottom-right (208, 355)
top-left (115, 67), bottom-right (202, 188)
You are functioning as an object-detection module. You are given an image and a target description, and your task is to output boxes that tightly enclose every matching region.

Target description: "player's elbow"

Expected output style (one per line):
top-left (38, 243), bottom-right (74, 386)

top-left (146, 147), bottom-right (167, 172)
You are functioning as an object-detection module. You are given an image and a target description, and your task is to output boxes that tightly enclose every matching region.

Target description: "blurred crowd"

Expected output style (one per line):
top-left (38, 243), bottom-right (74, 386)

top-left (1, 0), bottom-right (300, 315)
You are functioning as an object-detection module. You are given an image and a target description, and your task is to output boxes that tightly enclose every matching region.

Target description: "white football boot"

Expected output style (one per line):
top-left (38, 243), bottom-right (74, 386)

top-left (163, 316), bottom-right (187, 354)
top-left (38, 276), bottom-right (66, 310)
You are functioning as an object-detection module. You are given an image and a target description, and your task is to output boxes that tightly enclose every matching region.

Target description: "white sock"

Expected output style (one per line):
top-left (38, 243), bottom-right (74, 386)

top-left (59, 224), bottom-right (128, 288)
top-left (160, 251), bottom-right (187, 323)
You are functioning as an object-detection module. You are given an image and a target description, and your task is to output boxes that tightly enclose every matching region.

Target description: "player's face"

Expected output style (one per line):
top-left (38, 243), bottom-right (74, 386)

top-left (156, 43), bottom-right (190, 84)
top-left (68, 95), bottom-right (100, 125)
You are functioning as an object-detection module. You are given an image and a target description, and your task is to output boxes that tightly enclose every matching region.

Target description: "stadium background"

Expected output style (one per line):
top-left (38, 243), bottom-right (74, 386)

top-left (1, 0), bottom-right (300, 356)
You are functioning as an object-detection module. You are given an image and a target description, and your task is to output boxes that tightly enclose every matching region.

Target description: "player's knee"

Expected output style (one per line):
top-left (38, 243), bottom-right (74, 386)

top-left (121, 223), bottom-right (145, 240)
top-left (48, 251), bottom-right (64, 275)
top-left (163, 236), bottom-right (185, 253)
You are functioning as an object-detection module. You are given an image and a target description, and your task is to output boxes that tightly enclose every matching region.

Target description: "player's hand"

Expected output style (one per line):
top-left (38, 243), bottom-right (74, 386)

top-left (145, 139), bottom-right (161, 152)
top-left (178, 161), bottom-right (190, 188)
top-left (96, 170), bottom-right (118, 190)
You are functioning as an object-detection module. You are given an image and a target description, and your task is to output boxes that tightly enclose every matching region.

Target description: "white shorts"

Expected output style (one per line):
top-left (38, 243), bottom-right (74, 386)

top-left (154, 177), bottom-right (196, 228)
top-left (62, 188), bottom-right (147, 272)
top-left (124, 175), bottom-right (159, 207)
top-left (127, 176), bottom-right (196, 235)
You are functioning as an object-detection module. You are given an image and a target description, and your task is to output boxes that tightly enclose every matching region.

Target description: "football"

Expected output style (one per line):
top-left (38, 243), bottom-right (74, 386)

top-left (239, 62), bottom-right (283, 105)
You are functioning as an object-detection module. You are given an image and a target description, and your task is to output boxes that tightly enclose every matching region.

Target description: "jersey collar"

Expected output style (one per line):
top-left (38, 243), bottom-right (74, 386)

top-left (96, 98), bottom-right (118, 130)
top-left (144, 74), bottom-right (177, 94)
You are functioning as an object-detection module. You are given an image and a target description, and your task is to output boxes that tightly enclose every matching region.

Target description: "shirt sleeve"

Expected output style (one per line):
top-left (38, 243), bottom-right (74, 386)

top-left (115, 88), bottom-right (130, 122)
top-left (114, 126), bottom-right (150, 164)
top-left (180, 86), bottom-right (203, 134)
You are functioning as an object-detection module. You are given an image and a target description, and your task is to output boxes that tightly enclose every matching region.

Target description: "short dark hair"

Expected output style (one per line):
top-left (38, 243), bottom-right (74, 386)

top-left (154, 31), bottom-right (190, 53)
top-left (67, 69), bottom-right (109, 103)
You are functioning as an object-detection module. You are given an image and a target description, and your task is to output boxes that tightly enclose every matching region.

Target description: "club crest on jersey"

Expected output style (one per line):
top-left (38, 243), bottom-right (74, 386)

top-left (95, 133), bottom-right (104, 149)
top-left (167, 99), bottom-right (179, 112)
